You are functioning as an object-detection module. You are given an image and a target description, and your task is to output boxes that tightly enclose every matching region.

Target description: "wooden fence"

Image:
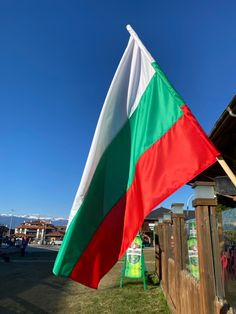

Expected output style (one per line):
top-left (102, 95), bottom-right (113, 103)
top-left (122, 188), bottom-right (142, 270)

top-left (155, 183), bottom-right (234, 314)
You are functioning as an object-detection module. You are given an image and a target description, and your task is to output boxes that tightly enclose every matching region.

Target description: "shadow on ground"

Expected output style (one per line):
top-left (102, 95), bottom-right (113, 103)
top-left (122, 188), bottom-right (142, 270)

top-left (0, 247), bottom-right (169, 314)
top-left (0, 247), bottom-right (71, 313)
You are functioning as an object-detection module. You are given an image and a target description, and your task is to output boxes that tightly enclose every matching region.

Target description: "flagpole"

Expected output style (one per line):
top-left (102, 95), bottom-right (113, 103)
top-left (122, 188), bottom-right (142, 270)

top-left (126, 25), bottom-right (155, 63)
top-left (217, 156), bottom-right (236, 188)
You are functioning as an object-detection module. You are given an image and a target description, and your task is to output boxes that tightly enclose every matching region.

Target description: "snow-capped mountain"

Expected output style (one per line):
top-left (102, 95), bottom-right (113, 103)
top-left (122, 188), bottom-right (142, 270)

top-left (0, 213), bottom-right (68, 229)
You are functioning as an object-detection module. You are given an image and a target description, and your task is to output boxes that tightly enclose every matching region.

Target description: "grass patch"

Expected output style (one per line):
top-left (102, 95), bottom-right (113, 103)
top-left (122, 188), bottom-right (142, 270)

top-left (58, 283), bottom-right (170, 313)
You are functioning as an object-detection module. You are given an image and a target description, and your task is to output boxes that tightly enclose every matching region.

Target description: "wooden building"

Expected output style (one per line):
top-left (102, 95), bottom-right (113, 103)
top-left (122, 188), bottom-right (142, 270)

top-left (194, 95), bottom-right (236, 205)
top-left (142, 206), bottom-right (195, 246)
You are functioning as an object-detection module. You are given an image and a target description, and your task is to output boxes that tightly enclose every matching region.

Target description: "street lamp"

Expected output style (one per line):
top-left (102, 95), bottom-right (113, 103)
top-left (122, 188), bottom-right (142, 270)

top-left (43, 222), bottom-right (46, 245)
top-left (8, 209), bottom-right (14, 237)
top-left (186, 194), bottom-right (194, 218)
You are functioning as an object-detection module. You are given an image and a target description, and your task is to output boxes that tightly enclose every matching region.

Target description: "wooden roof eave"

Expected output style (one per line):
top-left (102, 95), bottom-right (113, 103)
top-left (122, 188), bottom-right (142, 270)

top-left (190, 95), bottom-right (236, 183)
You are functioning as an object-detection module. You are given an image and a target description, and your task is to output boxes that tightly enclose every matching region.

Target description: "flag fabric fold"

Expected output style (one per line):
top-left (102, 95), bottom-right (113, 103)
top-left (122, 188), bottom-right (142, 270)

top-left (53, 32), bottom-right (220, 288)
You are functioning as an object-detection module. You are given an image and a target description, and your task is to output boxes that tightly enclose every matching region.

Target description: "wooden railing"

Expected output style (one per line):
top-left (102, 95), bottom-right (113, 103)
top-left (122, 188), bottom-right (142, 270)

top-left (155, 182), bottom-right (234, 314)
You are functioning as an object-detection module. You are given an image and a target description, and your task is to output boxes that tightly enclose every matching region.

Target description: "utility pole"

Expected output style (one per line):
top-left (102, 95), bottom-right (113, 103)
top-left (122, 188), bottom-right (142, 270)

top-left (8, 209), bottom-right (14, 237)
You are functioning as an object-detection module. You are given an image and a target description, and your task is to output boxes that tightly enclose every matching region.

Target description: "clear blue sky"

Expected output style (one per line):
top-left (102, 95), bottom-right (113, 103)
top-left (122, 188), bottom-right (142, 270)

top-left (0, 1), bottom-right (235, 218)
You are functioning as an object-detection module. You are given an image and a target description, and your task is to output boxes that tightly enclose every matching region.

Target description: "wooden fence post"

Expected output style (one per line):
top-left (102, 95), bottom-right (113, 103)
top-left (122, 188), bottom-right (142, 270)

top-left (209, 206), bottom-right (225, 299)
top-left (192, 182), bottom-right (217, 314)
top-left (155, 223), bottom-right (163, 280)
top-left (162, 218), bottom-right (172, 295)
top-left (172, 213), bottom-right (185, 313)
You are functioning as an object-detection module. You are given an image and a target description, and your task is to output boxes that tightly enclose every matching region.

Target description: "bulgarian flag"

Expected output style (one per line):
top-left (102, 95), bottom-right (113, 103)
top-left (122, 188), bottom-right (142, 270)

top-left (53, 26), bottom-right (220, 288)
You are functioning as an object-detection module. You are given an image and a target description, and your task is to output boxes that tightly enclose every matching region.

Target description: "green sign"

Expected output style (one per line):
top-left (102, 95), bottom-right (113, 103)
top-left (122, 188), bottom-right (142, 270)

top-left (125, 234), bottom-right (143, 278)
top-left (187, 219), bottom-right (199, 280)
top-left (120, 233), bottom-right (147, 289)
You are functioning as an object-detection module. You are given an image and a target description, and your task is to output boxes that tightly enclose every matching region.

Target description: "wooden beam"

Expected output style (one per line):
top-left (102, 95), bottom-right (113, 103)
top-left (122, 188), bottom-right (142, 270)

top-left (217, 156), bottom-right (236, 188)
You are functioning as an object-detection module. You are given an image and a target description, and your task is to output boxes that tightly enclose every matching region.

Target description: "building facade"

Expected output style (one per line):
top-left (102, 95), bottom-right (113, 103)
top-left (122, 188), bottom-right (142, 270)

top-left (15, 220), bottom-right (55, 243)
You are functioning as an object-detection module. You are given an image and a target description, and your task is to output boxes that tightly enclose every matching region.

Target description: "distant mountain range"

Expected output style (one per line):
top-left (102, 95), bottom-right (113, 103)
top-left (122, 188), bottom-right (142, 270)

top-left (0, 214), bottom-right (68, 229)
top-left (1, 208), bottom-right (235, 230)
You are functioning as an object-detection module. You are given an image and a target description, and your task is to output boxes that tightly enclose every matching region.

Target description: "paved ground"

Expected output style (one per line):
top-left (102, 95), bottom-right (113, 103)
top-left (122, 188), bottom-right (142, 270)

top-left (0, 245), bottom-right (169, 314)
top-left (27, 245), bottom-right (61, 252)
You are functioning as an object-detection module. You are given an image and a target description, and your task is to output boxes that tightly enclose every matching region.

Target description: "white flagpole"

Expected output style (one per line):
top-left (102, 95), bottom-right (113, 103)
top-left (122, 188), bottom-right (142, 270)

top-left (126, 25), bottom-right (155, 63)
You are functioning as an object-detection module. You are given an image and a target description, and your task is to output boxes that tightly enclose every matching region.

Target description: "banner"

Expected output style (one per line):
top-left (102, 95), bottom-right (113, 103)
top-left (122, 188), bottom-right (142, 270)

top-left (187, 219), bottom-right (199, 280)
top-left (124, 234), bottom-right (143, 278)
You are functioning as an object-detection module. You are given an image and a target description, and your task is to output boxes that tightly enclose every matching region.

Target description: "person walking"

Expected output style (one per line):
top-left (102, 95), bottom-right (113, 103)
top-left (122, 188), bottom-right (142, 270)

top-left (20, 237), bottom-right (28, 257)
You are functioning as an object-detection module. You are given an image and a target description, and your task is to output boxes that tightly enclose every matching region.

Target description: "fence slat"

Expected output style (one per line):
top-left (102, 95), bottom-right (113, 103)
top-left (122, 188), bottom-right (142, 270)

top-left (195, 202), bottom-right (216, 314)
